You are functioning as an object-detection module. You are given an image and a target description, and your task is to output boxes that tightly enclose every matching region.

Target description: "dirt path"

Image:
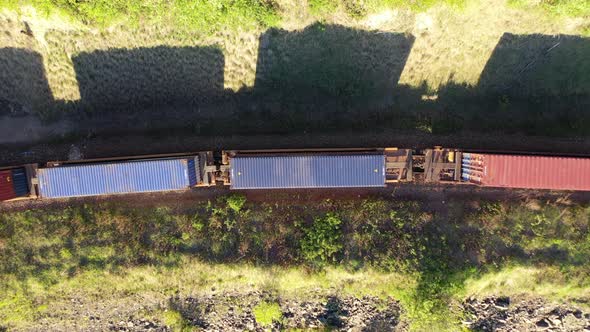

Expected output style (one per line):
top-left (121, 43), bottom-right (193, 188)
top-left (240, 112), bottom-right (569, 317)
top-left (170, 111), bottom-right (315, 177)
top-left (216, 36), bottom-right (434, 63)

top-left (2, 181), bottom-right (589, 213)
top-left (2, 128), bottom-right (590, 167)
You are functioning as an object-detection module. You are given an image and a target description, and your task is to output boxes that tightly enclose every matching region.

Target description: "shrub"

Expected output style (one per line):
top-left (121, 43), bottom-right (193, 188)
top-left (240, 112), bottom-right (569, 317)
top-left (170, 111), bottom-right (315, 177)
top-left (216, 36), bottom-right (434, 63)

top-left (300, 213), bottom-right (343, 265)
top-left (226, 194), bottom-right (247, 215)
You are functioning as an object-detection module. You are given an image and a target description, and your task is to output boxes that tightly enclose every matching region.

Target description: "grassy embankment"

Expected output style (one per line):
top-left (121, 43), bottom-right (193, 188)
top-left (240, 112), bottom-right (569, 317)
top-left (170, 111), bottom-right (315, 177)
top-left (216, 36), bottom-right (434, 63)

top-left (1, 195), bottom-right (588, 330)
top-left (5, 0), bottom-right (585, 27)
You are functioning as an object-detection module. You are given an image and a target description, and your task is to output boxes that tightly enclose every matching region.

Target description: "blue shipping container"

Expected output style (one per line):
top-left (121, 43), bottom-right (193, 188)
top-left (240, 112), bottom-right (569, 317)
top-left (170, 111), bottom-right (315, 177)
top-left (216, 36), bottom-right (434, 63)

top-left (38, 157), bottom-right (198, 198)
top-left (231, 154), bottom-right (385, 189)
top-left (11, 168), bottom-right (29, 197)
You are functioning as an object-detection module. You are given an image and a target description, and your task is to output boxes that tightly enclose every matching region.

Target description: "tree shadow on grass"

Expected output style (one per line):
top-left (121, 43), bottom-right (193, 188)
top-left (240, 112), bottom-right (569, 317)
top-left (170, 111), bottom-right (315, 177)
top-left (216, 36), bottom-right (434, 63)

top-left (477, 33), bottom-right (590, 96)
top-left (2, 30), bottom-right (590, 150)
top-left (64, 30), bottom-right (590, 142)
top-left (72, 45), bottom-right (225, 115)
top-left (227, 23), bottom-right (417, 135)
top-left (0, 48), bottom-right (54, 117)
top-left (253, 23), bottom-right (414, 103)
top-left (434, 33), bottom-right (590, 136)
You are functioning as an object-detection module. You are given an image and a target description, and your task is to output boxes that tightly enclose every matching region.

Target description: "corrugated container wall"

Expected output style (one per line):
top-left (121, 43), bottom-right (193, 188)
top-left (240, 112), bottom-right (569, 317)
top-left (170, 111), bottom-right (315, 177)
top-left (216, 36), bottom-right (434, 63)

top-left (0, 168), bottom-right (29, 201)
top-left (11, 168), bottom-right (29, 196)
top-left (462, 153), bottom-right (590, 191)
top-left (0, 170), bottom-right (16, 201)
top-left (231, 154), bottom-right (386, 189)
top-left (38, 157), bottom-right (199, 198)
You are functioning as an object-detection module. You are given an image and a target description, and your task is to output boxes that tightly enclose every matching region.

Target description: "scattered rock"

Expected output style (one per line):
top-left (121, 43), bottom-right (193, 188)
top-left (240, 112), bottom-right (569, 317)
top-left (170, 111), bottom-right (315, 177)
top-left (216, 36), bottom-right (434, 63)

top-left (536, 318), bottom-right (550, 328)
top-left (68, 144), bottom-right (83, 160)
top-left (107, 317), bottom-right (168, 331)
top-left (170, 290), bottom-right (402, 331)
top-left (463, 296), bottom-right (590, 332)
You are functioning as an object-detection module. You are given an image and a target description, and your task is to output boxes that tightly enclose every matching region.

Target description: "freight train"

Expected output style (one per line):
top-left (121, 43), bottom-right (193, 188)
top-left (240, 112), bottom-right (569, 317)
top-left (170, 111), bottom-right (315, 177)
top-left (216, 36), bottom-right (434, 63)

top-left (1, 147), bottom-right (590, 202)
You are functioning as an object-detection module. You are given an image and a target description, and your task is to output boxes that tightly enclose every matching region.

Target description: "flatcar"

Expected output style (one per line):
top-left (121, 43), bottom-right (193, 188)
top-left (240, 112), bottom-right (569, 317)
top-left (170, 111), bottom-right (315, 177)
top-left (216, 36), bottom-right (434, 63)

top-left (1, 147), bottom-right (589, 202)
top-left (219, 147), bottom-right (459, 188)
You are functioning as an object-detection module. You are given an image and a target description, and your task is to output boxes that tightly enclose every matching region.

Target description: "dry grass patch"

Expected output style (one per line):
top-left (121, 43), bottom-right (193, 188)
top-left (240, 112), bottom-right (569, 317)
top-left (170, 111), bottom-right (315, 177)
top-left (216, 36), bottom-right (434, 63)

top-left (461, 265), bottom-right (590, 310)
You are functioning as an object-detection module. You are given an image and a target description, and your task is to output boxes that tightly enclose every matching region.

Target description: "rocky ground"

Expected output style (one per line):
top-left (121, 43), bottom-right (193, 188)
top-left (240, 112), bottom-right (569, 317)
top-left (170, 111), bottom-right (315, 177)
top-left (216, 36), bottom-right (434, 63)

top-left (463, 296), bottom-right (590, 331)
top-left (17, 291), bottom-right (404, 332)
top-left (105, 318), bottom-right (168, 332)
top-left (170, 290), bottom-right (405, 331)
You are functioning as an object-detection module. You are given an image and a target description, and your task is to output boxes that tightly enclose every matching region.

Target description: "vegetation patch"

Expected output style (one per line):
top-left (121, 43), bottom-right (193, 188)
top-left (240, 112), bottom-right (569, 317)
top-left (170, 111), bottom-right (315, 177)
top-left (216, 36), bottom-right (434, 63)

top-left (160, 309), bottom-right (192, 332)
top-left (307, 0), bottom-right (467, 19)
top-left (509, 0), bottom-right (590, 19)
top-left (253, 301), bottom-right (282, 326)
top-left (1, 0), bottom-right (280, 32)
top-left (299, 212), bottom-right (343, 266)
top-left (308, 0), bottom-right (338, 17)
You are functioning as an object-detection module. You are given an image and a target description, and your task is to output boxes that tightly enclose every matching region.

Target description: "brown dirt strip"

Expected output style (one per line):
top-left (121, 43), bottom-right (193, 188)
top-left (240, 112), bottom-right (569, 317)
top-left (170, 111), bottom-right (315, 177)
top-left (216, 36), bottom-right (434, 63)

top-left (2, 182), bottom-right (588, 213)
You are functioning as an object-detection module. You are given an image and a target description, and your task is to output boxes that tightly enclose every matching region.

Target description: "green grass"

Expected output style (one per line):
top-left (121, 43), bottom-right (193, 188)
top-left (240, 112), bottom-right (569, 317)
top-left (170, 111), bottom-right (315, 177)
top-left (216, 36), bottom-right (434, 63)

top-left (160, 309), bottom-right (193, 332)
top-left (0, 282), bottom-right (36, 328)
top-left (307, 0), bottom-right (467, 19)
top-left (365, 0), bottom-right (467, 12)
top-left (3, 0), bottom-right (586, 31)
top-left (253, 301), bottom-right (282, 326)
top-left (308, 0), bottom-right (338, 17)
top-left (509, 0), bottom-right (590, 18)
top-left (0, 0), bottom-right (280, 32)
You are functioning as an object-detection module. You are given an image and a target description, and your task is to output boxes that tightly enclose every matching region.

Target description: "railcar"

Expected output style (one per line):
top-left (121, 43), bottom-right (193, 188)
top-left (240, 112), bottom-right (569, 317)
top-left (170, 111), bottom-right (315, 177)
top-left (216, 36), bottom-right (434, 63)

top-left (1, 147), bottom-right (589, 202)
top-left (219, 147), bottom-right (462, 189)
top-left (0, 152), bottom-right (216, 202)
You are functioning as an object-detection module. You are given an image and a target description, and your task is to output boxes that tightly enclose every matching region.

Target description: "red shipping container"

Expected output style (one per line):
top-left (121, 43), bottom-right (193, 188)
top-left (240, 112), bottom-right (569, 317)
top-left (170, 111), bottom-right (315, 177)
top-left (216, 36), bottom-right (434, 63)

top-left (0, 170), bottom-right (17, 201)
top-left (464, 154), bottom-right (590, 191)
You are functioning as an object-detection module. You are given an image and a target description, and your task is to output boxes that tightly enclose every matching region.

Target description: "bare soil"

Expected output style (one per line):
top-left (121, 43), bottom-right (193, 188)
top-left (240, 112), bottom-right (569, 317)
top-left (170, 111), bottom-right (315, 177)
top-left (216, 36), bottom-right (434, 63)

top-left (19, 290), bottom-right (404, 332)
top-left (2, 181), bottom-right (589, 214)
